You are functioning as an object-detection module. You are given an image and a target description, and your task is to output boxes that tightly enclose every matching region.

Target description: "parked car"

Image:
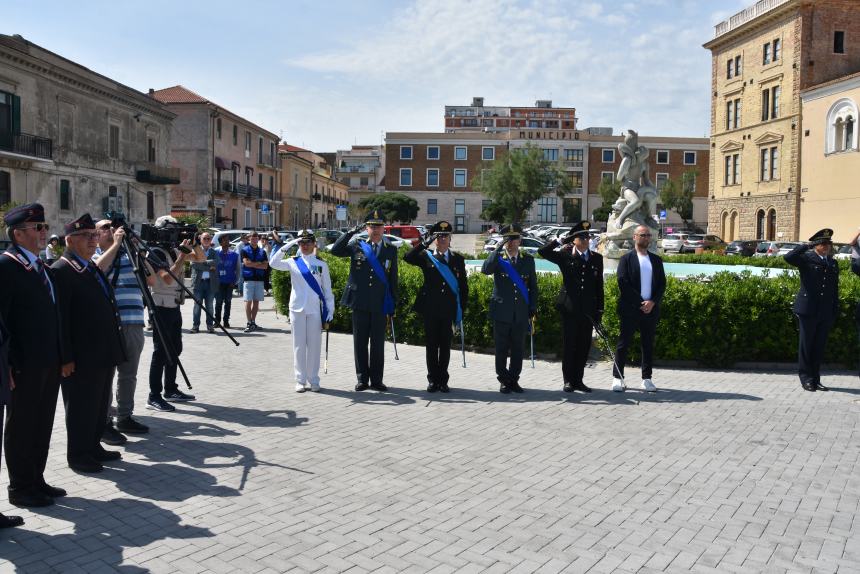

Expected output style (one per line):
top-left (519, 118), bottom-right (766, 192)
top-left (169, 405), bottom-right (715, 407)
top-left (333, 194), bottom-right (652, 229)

top-left (753, 241), bottom-right (801, 257)
top-left (776, 242), bottom-right (805, 256)
top-left (834, 243), bottom-right (856, 260)
top-left (661, 233), bottom-right (689, 253)
top-left (384, 225), bottom-right (422, 239)
top-left (680, 234), bottom-right (726, 253)
top-left (483, 236), bottom-right (546, 256)
top-left (323, 232), bottom-right (406, 250)
top-left (724, 240), bottom-right (758, 257)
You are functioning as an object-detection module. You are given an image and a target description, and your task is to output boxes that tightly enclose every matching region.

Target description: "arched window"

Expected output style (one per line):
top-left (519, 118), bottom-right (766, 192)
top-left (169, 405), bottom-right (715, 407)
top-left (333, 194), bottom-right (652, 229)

top-left (721, 211), bottom-right (729, 241)
top-left (729, 211), bottom-right (738, 242)
top-left (826, 98), bottom-right (859, 153)
top-left (767, 208), bottom-right (777, 240)
top-left (756, 209), bottom-right (766, 240)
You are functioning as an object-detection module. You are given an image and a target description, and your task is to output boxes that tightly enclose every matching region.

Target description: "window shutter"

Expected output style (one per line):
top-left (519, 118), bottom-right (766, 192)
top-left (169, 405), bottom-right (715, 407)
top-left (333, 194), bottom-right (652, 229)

top-left (11, 94), bottom-right (21, 135)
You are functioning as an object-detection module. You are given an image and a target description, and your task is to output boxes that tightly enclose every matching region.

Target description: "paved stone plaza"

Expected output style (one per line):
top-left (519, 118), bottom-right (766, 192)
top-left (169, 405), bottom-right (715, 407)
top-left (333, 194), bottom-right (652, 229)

top-left (1, 296), bottom-right (859, 573)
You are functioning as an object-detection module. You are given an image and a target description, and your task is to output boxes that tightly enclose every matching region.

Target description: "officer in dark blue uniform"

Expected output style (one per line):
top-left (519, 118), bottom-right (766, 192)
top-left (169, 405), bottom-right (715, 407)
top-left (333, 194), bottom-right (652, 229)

top-left (538, 221), bottom-right (604, 392)
top-left (0, 203), bottom-right (65, 508)
top-left (404, 221), bottom-right (469, 392)
top-left (330, 210), bottom-right (399, 391)
top-left (784, 228), bottom-right (839, 392)
top-left (0, 311), bottom-right (24, 528)
top-left (481, 224), bottom-right (538, 393)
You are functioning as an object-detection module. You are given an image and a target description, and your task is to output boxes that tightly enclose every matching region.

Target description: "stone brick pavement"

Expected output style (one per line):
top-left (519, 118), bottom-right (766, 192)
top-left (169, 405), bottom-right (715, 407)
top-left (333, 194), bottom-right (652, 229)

top-left (1, 295), bottom-right (859, 573)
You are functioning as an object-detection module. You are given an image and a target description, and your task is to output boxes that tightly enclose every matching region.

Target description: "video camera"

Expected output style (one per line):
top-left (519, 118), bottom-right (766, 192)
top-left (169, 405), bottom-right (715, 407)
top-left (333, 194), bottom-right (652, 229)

top-left (139, 222), bottom-right (198, 248)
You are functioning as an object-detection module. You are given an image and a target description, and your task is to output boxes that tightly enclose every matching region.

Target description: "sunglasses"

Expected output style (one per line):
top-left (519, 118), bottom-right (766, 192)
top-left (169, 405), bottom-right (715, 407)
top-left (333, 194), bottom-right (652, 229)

top-left (20, 223), bottom-right (50, 232)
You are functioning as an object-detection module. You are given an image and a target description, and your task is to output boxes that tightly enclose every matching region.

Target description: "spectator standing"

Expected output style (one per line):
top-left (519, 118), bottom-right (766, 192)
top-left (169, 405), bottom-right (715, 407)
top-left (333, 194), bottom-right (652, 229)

top-left (44, 235), bottom-right (60, 265)
top-left (190, 232), bottom-right (218, 333)
top-left (241, 231), bottom-right (268, 332)
top-left (214, 235), bottom-right (240, 329)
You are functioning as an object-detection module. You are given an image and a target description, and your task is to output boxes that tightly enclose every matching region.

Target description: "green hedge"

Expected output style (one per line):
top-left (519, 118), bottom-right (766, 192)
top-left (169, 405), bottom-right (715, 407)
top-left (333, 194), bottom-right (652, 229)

top-left (272, 249), bottom-right (860, 367)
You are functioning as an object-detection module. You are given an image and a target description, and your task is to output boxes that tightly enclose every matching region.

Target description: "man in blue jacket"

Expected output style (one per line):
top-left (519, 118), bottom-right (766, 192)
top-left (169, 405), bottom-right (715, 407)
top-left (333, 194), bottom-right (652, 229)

top-left (614, 225), bottom-right (666, 393)
top-left (785, 228), bottom-right (839, 392)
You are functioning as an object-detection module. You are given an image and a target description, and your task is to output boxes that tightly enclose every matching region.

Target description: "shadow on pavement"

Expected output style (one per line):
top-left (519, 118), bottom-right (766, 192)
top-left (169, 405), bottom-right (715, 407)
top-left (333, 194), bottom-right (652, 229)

top-left (86, 460), bottom-right (240, 501)
top-left (0, 497), bottom-right (212, 572)
top-left (321, 387), bottom-right (418, 406)
top-left (172, 402), bottom-right (310, 428)
top-left (827, 386), bottom-right (860, 395)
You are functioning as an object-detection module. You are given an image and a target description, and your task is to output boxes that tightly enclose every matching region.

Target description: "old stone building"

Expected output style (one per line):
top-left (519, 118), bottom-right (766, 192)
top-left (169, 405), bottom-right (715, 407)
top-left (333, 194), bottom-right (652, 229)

top-left (278, 144), bottom-right (313, 231)
top-left (0, 34), bottom-right (176, 231)
top-left (704, 0), bottom-right (860, 241)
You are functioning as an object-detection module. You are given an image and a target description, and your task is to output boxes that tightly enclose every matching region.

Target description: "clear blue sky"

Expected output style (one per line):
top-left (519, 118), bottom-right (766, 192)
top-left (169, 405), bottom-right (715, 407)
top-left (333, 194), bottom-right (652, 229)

top-left (5, 0), bottom-right (751, 151)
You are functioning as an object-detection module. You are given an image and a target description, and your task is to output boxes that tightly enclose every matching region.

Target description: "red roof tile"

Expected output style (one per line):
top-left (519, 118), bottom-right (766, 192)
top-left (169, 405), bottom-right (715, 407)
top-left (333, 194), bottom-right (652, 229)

top-left (279, 143), bottom-right (310, 153)
top-left (150, 85), bottom-right (210, 104)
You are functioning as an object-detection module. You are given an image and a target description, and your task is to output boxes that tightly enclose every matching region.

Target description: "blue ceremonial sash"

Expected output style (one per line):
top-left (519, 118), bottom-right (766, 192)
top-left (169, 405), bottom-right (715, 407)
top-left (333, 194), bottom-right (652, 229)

top-left (358, 241), bottom-right (395, 315)
top-left (293, 256), bottom-right (328, 323)
top-left (496, 255), bottom-right (530, 307)
top-left (424, 251), bottom-right (462, 325)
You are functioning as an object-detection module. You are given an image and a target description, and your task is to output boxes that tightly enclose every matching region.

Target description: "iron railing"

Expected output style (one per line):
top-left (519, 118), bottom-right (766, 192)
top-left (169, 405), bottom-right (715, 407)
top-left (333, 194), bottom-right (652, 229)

top-left (0, 132), bottom-right (53, 160)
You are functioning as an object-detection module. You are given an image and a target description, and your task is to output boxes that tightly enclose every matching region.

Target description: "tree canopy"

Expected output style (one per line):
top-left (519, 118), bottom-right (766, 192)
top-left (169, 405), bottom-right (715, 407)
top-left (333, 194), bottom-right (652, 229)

top-left (357, 192), bottom-right (419, 223)
top-left (474, 144), bottom-right (572, 224)
top-left (660, 169), bottom-right (697, 228)
top-left (592, 177), bottom-right (621, 222)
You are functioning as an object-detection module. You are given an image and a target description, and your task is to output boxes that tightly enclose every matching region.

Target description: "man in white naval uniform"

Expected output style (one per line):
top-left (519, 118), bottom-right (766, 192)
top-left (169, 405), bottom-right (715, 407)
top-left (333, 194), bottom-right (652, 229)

top-left (269, 230), bottom-right (335, 392)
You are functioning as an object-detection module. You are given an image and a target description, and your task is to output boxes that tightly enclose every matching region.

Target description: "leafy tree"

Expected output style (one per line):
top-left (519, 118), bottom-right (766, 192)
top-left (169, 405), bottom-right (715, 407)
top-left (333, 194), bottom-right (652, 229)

top-left (474, 143), bottom-right (572, 224)
top-left (176, 213), bottom-right (212, 230)
top-left (357, 192), bottom-right (419, 223)
top-left (592, 178), bottom-right (621, 222)
top-left (660, 169), bottom-right (697, 228)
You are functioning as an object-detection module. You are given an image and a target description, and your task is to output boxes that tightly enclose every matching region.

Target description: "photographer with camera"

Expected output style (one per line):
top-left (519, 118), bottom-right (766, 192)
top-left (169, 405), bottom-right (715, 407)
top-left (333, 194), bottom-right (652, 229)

top-left (144, 216), bottom-right (204, 412)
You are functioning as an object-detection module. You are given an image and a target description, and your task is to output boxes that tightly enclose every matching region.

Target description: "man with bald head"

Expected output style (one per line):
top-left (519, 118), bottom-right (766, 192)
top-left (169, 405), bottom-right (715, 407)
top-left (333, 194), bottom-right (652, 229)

top-left (613, 225), bottom-right (666, 393)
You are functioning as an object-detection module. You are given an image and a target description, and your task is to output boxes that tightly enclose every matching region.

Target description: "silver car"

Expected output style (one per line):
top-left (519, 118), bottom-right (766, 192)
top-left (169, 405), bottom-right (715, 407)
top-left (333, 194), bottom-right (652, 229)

top-left (661, 233), bottom-right (689, 253)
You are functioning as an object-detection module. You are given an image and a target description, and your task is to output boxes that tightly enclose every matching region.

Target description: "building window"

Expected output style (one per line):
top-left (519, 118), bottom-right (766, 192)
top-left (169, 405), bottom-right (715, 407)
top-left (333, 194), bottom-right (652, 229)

top-left (770, 147), bottom-right (779, 180)
top-left (427, 168), bottom-right (439, 187)
top-left (760, 146), bottom-right (778, 181)
top-left (601, 171), bottom-right (615, 183)
top-left (427, 199), bottom-right (437, 214)
top-left (216, 118), bottom-right (222, 140)
top-left (734, 98), bottom-right (742, 129)
top-left (427, 146), bottom-right (440, 160)
top-left (59, 179), bottom-right (71, 210)
top-left (481, 199), bottom-right (492, 216)
top-left (399, 168), bottom-right (412, 186)
top-left (565, 149), bottom-right (583, 161)
top-left (454, 199), bottom-right (465, 215)
top-left (826, 99), bottom-right (859, 153)
top-left (570, 171), bottom-right (583, 189)
top-left (727, 59), bottom-right (733, 79)
top-left (684, 151), bottom-right (696, 165)
top-left (727, 98), bottom-right (742, 129)
top-left (147, 138), bottom-right (156, 163)
top-left (772, 86), bottom-right (780, 118)
top-left (655, 173), bottom-right (669, 190)
top-left (537, 196), bottom-right (557, 223)
top-left (834, 31), bottom-right (845, 54)
top-left (763, 42), bottom-right (772, 65)
top-left (562, 197), bottom-right (582, 223)
top-left (542, 149), bottom-right (558, 161)
top-left (482, 146), bottom-right (495, 161)
top-left (656, 150), bottom-right (669, 164)
top-left (756, 209), bottom-right (766, 240)
top-left (109, 125), bottom-right (120, 158)
top-left (733, 153), bottom-right (741, 184)
top-left (245, 132), bottom-right (251, 153)
top-left (360, 176), bottom-right (369, 186)
top-left (735, 55), bottom-right (742, 76)
top-left (761, 86), bottom-right (779, 121)
top-left (245, 209), bottom-right (251, 228)
top-left (400, 145), bottom-right (413, 160)
top-left (773, 38), bottom-right (781, 61)
top-left (767, 209), bottom-right (777, 240)
top-left (454, 169), bottom-right (467, 187)
top-left (0, 171), bottom-right (9, 206)
top-left (724, 154), bottom-right (740, 185)
top-left (232, 125), bottom-right (237, 145)
top-left (454, 146), bottom-right (467, 160)
top-left (601, 149), bottom-right (615, 163)
top-left (724, 156), bottom-right (731, 185)
top-left (146, 191), bottom-right (154, 220)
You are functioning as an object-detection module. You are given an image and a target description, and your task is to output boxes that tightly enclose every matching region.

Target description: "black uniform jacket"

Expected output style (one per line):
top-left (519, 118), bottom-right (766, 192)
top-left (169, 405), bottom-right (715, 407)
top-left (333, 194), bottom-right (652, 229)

top-left (52, 255), bottom-right (125, 370)
top-left (616, 249), bottom-right (666, 315)
top-left (0, 247), bottom-right (61, 369)
top-left (330, 231), bottom-right (399, 313)
top-left (538, 241), bottom-right (604, 317)
top-left (481, 249), bottom-right (537, 325)
top-left (0, 312), bottom-right (10, 406)
top-left (784, 243), bottom-right (839, 319)
top-left (404, 244), bottom-right (469, 320)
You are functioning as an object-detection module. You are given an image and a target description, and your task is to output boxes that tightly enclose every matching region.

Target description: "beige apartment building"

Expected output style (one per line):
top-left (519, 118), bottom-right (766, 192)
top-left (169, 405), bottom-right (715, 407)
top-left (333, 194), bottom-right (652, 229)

top-left (279, 145), bottom-right (348, 229)
top-left (278, 144), bottom-right (313, 230)
top-left (704, 0), bottom-right (860, 242)
top-left (799, 71), bottom-right (860, 240)
top-left (334, 145), bottom-right (384, 207)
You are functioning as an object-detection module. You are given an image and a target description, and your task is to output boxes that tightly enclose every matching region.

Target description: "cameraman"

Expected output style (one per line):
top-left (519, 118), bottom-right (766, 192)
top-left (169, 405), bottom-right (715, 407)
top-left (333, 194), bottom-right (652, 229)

top-left (144, 216), bottom-right (203, 412)
top-left (93, 219), bottom-right (149, 441)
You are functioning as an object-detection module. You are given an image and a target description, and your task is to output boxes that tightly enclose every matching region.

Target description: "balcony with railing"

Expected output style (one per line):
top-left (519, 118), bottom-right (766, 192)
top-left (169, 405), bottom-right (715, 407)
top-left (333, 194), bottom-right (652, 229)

top-left (713, 0), bottom-right (791, 38)
top-left (237, 184), bottom-right (262, 198)
top-left (257, 153), bottom-right (274, 167)
top-left (0, 131), bottom-right (53, 160)
top-left (137, 162), bottom-right (180, 185)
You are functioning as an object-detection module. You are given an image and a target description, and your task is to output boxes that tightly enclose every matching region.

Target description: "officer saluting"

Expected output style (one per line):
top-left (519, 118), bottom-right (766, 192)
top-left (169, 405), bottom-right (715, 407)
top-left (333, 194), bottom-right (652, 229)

top-left (784, 228), bottom-right (839, 392)
top-left (538, 221), bottom-right (603, 393)
top-left (404, 221), bottom-right (469, 393)
top-left (330, 210), bottom-right (398, 391)
top-left (481, 224), bottom-right (537, 393)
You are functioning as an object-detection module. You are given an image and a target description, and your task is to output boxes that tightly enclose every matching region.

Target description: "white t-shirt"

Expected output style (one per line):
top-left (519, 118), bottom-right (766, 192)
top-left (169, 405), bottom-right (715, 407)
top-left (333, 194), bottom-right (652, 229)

top-left (637, 251), bottom-right (652, 301)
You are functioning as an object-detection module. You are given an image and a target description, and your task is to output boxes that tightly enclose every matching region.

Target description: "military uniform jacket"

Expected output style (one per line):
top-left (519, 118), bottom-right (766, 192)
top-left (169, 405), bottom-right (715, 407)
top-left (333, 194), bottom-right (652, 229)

top-left (0, 247), bottom-right (61, 369)
top-left (538, 242), bottom-right (604, 317)
top-left (52, 255), bottom-right (126, 369)
top-left (481, 249), bottom-right (537, 325)
top-left (404, 244), bottom-right (469, 320)
top-left (784, 244), bottom-right (839, 319)
top-left (0, 312), bottom-right (10, 406)
top-left (330, 231), bottom-right (399, 313)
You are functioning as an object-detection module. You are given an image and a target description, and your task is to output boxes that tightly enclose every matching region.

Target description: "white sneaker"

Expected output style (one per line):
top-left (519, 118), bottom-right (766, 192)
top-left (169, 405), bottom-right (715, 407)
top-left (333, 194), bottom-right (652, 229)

top-left (309, 384), bottom-right (321, 392)
top-left (612, 378), bottom-right (625, 392)
top-left (642, 379), bottom-right (657, 393)
top-left (295, 383), bottom-right (307, 393)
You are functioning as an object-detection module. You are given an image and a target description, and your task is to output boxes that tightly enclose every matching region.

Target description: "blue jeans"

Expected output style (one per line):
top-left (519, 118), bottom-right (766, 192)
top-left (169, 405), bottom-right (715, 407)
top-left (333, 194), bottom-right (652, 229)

top-left (192, 281), bottom-right (215, 328)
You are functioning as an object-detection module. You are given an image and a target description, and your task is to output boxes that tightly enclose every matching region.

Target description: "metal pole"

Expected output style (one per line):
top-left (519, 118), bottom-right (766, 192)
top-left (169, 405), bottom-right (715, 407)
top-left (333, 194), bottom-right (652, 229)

top-left (390, 315), bottom-right (399, 360)
top-left (530, 317), bottom-right (535, 368)
top-left (324, 325), bottom-right (329, 374)
top-left (460, 322), bottom-right (466, 368)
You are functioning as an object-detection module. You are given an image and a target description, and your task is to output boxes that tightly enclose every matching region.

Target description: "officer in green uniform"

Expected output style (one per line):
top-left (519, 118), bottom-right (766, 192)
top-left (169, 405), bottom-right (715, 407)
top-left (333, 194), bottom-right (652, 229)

top-left (330, 210), bottom-right (398, 391)
top-left (481, 224), bottom-right (537, 393)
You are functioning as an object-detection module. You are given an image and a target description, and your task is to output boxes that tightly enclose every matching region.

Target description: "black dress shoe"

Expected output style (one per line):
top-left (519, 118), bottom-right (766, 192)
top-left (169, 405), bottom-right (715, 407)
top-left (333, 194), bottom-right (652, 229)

top-left (439, 383), bottom-right (450, 393)
top-left (563, 382), bottom-right (574, 393)
top-left (38, 483), bottom-right (67, 498)
top-left (101, 424), bottom-right (127, 446)
top-left (814, 382), bottom-right (829, 391)
top-left (573, 382), bottom-right (592, 393)
top-left (94, 449), bottom-right (122, 462)
top-left (499, 384), bottom-right (511, 394)
top-left (426, 382), bottom-right (439, 393)
top-left (116, 416), bottom-right (149, 434)
top-left (369, 383), bottom-right (388, 392)
top-left (69, 458), bottom-right (104, 473)
top-left (801, 381), bottom-right (816, 392)
top-left (8, 489), bottom-right (54, 508)
top-left (0, 514), bottom-right (24, 528)
top-left (355, 382), bottom-right (369, 391)
top-left (510, 381), bottom-right (525, 393)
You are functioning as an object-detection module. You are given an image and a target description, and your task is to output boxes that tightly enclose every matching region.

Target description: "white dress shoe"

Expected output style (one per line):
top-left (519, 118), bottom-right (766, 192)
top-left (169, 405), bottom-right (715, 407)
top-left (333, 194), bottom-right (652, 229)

top-left (295, 383), bottom-right (307, 393)
top-left (612, 378), bottom-right (625, 392)
top-left (642, 379), bottom-right (657, 392)
top-left (309, 384), bottom-right (321, 392)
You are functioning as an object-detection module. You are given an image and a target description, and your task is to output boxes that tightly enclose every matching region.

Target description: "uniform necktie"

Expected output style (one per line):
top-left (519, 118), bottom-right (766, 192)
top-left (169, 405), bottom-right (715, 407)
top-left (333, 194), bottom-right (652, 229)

top-left (88, 264), bottom-right (110, 298)
top-left (35, 260), bottom-right (53, 301)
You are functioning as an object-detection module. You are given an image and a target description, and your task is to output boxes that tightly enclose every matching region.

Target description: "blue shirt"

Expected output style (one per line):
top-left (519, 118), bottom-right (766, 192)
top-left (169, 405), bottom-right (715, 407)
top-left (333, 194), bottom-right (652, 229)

top-left (241, 244), bottom-right (267, 281)
top-left (217, 249), bottom-right (240, 285)
top-left (94, 247), bottom-right (145, 326)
